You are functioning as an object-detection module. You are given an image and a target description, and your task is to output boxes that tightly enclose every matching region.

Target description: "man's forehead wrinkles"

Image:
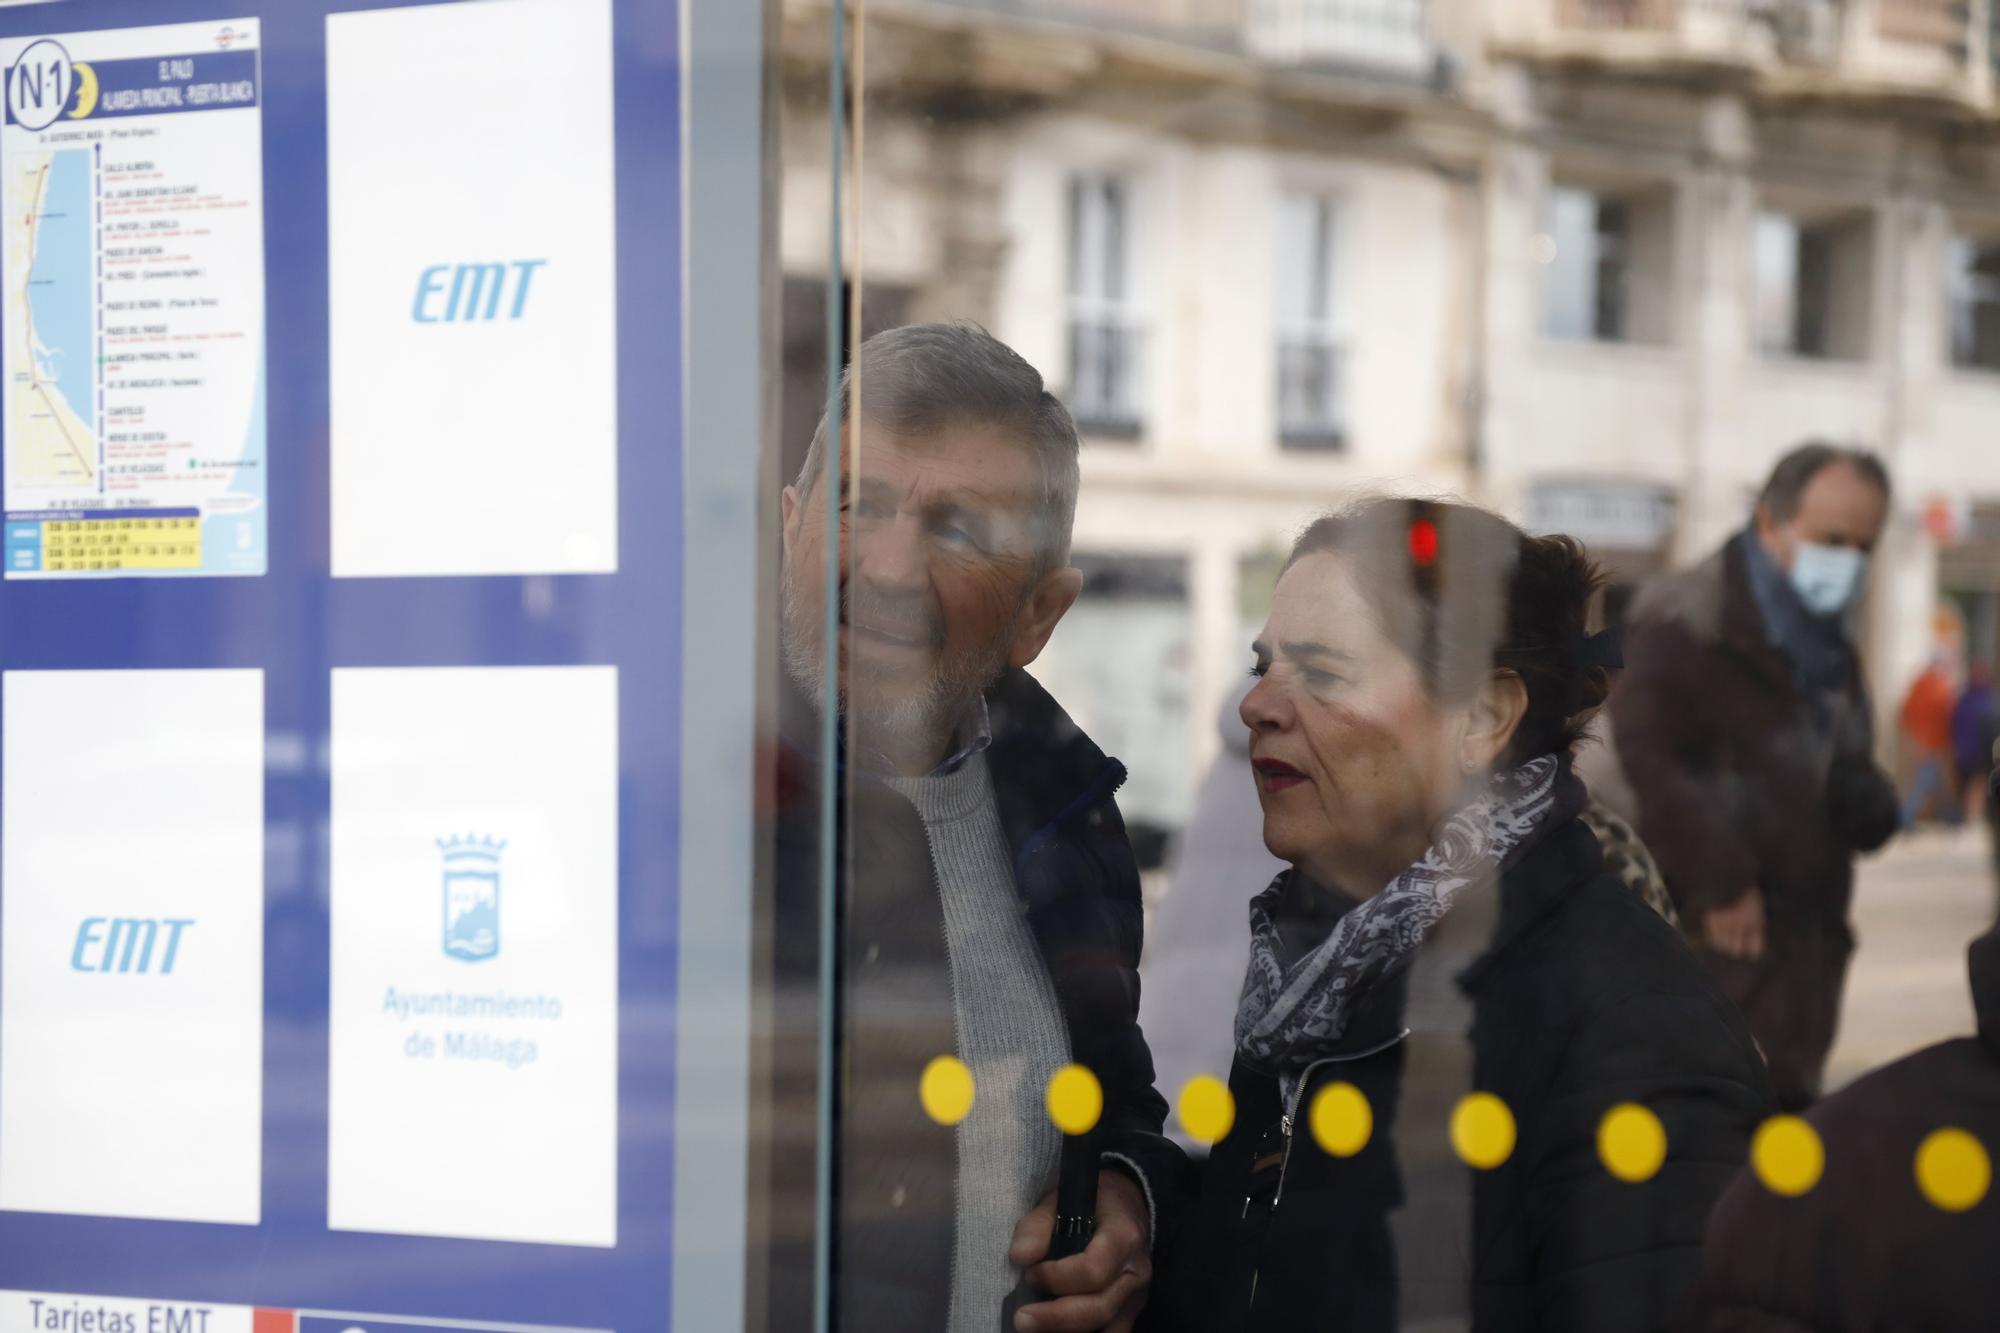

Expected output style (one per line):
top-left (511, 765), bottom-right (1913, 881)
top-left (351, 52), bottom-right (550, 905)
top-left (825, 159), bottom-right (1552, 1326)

top-left (855, 427), bottom-right (1042, 505)
top-left (889, 467), bottom-right (1038, 519)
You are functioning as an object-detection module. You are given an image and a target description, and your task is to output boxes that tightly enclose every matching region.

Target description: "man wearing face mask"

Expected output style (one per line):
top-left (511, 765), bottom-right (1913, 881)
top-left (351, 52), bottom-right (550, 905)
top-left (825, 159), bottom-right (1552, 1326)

top-left (1612, 443), bottom-right (1902, 1111)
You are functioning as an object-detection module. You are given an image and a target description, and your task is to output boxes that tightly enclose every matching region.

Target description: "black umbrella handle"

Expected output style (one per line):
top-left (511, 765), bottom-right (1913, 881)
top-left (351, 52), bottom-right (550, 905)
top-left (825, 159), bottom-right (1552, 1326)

top-left (1046, 1128), bottom-right (1099, 1260)
top-left (1001, 1129), bottom-right (1101, 1330)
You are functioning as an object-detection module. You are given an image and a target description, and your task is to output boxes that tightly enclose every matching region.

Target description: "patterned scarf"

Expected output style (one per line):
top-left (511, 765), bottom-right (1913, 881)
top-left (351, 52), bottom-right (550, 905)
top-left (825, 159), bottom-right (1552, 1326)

top-left (1235, 755), bottom-right (1574, 1075)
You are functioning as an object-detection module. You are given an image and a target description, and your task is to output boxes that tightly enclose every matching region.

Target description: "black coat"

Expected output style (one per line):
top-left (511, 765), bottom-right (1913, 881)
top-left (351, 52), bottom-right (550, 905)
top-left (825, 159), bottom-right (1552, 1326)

top-left (1151, 957), bottom-right (1411, 1333)
top-left (1156, 817), bottom-right (1773, 1333)
top-left (766, 668), bottom-right (1182, 1331)
top-left (1686, 923), bottom-right (2000, 1332)
top-left (1610, 538), bottom-right (1899, 1108)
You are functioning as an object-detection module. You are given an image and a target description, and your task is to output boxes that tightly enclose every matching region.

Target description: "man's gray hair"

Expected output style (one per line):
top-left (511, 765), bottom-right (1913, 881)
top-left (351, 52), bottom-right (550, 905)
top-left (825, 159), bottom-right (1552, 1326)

top-left (794, 322), bottom-right (1082, 569)
top-left (1757, 441), bottom-right (1892, 522)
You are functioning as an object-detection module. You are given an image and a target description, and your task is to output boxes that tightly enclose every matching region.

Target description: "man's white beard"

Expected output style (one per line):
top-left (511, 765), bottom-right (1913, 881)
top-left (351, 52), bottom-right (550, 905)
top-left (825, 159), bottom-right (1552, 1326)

top-left (779, 570), bottom-right (1011, 762)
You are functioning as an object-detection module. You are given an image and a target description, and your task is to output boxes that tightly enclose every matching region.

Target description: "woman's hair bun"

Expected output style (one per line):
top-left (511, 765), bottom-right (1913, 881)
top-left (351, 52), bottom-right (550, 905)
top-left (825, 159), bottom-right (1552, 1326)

top-left (1289, 501), bottom-right (1612, 766)
top-left (1577, 664), bottom-right (1614, 716)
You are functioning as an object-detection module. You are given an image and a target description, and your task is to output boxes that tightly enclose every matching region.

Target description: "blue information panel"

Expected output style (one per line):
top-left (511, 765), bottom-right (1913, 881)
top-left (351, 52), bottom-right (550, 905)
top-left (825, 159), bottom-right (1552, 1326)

top-left (0, 1), bottom-right (687, 1330)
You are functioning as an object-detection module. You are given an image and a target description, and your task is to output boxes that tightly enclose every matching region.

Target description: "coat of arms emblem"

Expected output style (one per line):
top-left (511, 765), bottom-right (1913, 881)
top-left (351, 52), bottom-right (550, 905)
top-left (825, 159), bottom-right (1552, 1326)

top-left (438, 835), bottom-right (505, 962)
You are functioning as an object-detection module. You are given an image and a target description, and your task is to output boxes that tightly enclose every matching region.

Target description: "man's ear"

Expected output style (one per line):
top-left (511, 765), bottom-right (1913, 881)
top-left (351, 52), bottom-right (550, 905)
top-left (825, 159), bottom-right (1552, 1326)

top-left (1753, 500), bottom-right (1797, 569)
top-left (1463, 670), bottom-right (1531, 772)
top-left (780, 483), bottom-right (800, 560)
top-left (1007, 565), bottom-right (1085, 670)
top-left (1752, 500), bottom-right (1777, 542)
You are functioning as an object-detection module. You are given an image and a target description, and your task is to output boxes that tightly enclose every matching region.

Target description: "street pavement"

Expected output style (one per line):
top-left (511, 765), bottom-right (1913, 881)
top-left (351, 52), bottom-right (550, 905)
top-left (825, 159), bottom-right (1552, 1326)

top-left (1825, 824), bottom-right (1995, 1092)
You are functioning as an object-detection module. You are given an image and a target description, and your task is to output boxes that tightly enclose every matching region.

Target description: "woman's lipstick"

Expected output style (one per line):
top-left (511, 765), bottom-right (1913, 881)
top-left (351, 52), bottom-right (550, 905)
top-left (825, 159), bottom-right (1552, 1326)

top-left (1252, 758), bottom-right (1307, 793)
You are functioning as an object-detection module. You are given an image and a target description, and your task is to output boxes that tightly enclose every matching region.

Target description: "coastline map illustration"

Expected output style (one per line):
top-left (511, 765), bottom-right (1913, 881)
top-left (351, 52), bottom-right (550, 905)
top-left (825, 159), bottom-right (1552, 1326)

top-left (2, 21), bottom-right (266, 578)
top-left (9, 146), bottom-right (95, 492)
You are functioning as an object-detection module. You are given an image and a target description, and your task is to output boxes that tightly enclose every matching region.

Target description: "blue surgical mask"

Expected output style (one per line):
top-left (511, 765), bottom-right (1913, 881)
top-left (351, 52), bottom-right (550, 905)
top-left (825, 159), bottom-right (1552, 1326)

top-left (1789, 541), bottom-right (1867, 617)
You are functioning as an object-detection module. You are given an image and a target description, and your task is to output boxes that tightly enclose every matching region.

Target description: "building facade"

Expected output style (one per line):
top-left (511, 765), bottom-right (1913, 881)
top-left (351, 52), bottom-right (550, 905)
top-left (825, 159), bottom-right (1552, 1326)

top-left (781, 0), bottom-right (2000, 842)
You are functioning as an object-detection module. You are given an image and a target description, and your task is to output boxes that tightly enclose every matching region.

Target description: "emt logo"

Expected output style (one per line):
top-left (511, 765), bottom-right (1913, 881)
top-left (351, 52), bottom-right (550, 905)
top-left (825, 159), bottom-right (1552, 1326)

top-left (412, 260), bottom-right (548, 323)
top-left (70, 917), bottom-right (195, 975)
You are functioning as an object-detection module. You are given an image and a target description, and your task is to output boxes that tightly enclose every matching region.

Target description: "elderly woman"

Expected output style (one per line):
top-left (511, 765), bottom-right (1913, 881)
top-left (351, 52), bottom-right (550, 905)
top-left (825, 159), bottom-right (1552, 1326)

top-left (1154, 498), bottom-right (1772, 1333)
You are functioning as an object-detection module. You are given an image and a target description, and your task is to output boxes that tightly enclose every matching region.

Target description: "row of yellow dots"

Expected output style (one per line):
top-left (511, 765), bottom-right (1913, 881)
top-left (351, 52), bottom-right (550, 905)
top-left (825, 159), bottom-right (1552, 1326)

top-left (918, 1057), bottom-right (1992, 1213)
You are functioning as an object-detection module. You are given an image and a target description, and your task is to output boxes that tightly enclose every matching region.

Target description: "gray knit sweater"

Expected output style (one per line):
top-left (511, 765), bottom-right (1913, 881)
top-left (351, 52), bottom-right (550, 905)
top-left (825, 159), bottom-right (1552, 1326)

top-left (886, 752), bottom-right (1071, 1333)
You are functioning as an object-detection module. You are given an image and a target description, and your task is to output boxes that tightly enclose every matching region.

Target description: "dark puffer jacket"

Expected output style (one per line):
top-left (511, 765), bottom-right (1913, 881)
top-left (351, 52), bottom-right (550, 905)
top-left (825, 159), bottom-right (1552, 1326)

top-left (1155, 817), bottom-right (1773, 1333)
top-left (1685, 922), bottom-right (2000, 1332)
top-left (765, 667), bottom-right (1182, 1331)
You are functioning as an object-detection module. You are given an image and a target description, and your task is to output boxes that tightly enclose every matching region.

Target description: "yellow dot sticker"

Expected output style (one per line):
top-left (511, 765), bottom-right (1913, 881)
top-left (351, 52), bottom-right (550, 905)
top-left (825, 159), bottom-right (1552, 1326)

top-left (1310, 1081), bottom-right (1373, 1158)
top-left (1915, 1127), bottom-right (1991, 1213)
top-left (1451, 1092), bottom-right (1517, 1171)
top-left (919, 1055), bottom-right (975, 1127)
top-left (1597, 1102), bottom-right (1667, 1184)
top-left (1750, 1115), bottom-right (1824, 1198)
top-left (1047, 1064), bottom-right (1104, 1136)
top-left (1177, 1075), bottom-right (1235, 1146)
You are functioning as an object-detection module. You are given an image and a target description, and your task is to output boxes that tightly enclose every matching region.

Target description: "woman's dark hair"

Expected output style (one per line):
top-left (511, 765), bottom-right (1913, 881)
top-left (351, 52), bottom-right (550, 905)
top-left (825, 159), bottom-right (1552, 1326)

top-left (1286, 496), bottom-right (1609, 768)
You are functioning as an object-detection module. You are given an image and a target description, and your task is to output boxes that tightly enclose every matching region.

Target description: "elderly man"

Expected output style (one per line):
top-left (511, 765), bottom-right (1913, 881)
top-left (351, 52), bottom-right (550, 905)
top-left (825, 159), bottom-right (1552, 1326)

top-left (770, 323), bottom-right (1177, 1333)
top-left (1613, 443), bottom-right (1901, 1111)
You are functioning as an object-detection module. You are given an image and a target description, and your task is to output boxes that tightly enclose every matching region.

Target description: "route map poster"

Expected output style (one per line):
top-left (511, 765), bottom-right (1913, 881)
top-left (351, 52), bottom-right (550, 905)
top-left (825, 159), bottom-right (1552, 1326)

top-left (0, 0), bottom-right (713, 1331)
top-left (1, 18), bottom-right (265, 579)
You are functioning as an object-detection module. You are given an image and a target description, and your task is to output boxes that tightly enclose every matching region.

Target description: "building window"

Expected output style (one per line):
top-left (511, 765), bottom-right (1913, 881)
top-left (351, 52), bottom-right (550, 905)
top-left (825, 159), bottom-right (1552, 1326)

top-left (1275, 191), bottom-right (1345, 450)
top-left (1754, 213), bottom-right (1815, 357)
top-left (1755, 209), bottom-right (1872, 361)
top-left (1067, 174), bottom-right (1144, 437)
top-left (1949, 236), bottom-right (2000, 373)
top-left (1542, 185), bottom-right (1671, 345)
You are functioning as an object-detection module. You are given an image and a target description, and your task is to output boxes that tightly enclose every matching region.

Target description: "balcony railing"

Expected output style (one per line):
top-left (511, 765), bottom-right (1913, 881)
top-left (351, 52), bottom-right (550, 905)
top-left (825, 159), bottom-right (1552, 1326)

top-left (1532, 0), bottom-right (1843, 66)
top-left (1245, 0), bottom-right (1431, 74)
top-left (1067, 316), bottom-right (1147, 438)
top-left (1556, 0), bottom-right (1678, 28)
top-left (1540, 0), bottom-right (1993, 88)
top-left (923, 0), bottom-right (1250, 51)
top-left (1276, 336), bottom-right (1347, 450)
top-left (915, 0), bottom-right (1436, 75)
